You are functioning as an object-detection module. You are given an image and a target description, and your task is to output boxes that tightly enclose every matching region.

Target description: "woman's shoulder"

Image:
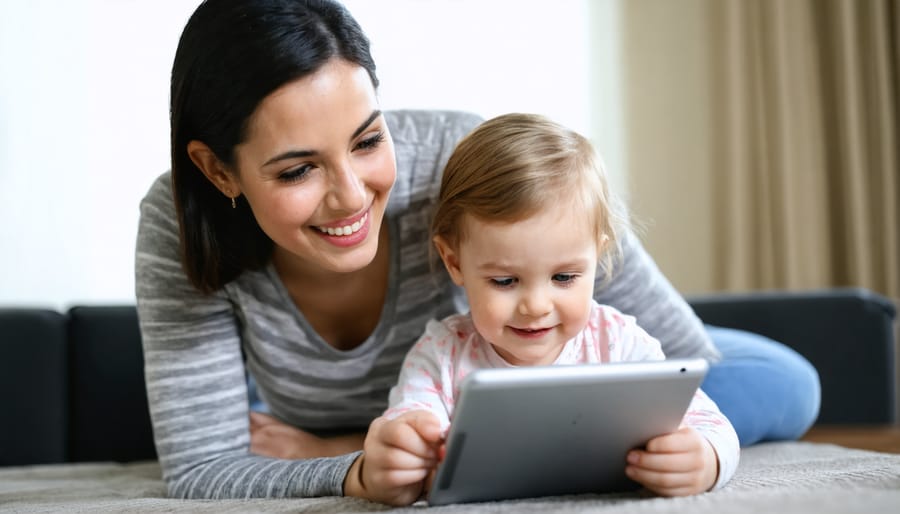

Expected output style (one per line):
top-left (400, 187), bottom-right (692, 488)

top-left (136, 171), bottom-right (179, 253)
top-left (139, 170), bottom-right (175, 220)
top-left (385, 110), bottom-right (483, 210)
top-left (385, 110), bottom-right (482, 148)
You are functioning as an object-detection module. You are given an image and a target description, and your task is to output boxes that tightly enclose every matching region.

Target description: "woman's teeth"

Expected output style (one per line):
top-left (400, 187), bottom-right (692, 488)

top-left (316, 212), bottom-right (367, 236)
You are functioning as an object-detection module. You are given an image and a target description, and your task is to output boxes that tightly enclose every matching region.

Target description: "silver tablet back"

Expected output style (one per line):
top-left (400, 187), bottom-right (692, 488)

top-left (428, 358), bottom-right (709, 505)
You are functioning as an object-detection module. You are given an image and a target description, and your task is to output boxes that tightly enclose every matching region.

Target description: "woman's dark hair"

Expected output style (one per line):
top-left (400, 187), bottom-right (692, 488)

top-left (170, 0), bottom-right (378, 294)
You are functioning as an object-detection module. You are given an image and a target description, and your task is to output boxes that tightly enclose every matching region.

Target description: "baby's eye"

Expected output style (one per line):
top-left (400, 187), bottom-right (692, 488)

top-left (489, 277), bottom-right (516, 288)
top-left (552, 273), bottom-right (577, 285)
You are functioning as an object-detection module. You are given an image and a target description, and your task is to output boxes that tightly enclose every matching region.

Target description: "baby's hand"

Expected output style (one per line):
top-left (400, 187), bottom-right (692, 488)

top-left (624, 426), bottom-right (718, 496)
top-left (348, 411), bottom-right (444, 506)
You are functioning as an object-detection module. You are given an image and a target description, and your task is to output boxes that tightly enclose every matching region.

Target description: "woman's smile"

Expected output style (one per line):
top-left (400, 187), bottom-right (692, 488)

top-left (313, 210), bottom-right (371, 248)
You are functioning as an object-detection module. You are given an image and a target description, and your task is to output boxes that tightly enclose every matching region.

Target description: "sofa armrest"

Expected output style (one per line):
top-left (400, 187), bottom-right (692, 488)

top-left (687, 288), bottom-right (897, 424)
top-left (0, 308), bottom-right (68, 465)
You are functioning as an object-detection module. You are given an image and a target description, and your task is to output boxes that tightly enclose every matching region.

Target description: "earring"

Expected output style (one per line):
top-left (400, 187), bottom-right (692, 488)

top-left (224, 189), bottom-right (237, 209)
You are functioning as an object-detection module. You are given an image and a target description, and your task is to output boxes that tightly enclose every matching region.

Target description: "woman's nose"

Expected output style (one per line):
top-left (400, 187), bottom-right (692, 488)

top-left (325, 159), bottom-right (366, 213)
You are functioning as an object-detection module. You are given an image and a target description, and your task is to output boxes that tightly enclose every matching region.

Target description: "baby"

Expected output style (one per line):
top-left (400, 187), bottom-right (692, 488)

top-left (356, 113), bottom-right (740, 505)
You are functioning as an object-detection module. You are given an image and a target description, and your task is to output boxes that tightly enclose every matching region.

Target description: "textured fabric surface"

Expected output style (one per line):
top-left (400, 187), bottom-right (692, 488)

top-left (2, 442), bottom-right (898, 513)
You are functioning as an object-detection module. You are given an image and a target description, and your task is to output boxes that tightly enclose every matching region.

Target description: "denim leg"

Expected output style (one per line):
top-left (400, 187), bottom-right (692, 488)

top-left (247, 373), bottom-right (270, 414)
top-left (701, 325), bottom-right (821, 447)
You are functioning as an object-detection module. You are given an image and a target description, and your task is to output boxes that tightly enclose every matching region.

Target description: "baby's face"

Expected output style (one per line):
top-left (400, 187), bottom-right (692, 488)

top-left (449, 207), bottom-right (599, 366)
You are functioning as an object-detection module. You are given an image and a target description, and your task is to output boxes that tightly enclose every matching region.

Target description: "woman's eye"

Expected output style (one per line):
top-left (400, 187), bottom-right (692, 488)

top-left (552, 273), bottom-right (577, 285)
top-left (490, 277), bottom-right (516, 288)
top-left (278, 164), bottom-right (312, 183)
top-left (355, 131), bottom-right (385, 151)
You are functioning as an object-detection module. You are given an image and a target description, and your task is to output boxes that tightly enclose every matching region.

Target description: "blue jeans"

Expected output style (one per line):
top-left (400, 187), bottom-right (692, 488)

top-left (247, 373), bottom-right (270, 414)
top-left (701, 325), bottom-right (821, 447)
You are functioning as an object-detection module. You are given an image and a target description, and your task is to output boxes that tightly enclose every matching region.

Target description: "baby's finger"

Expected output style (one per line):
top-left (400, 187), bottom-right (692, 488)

top-left (625, 466), bottom-right (700, 497)
top-left (365, 437), bottom-right (438, 470)
top-left (380, 420), bottom-right (439, 460)
top-left (645, 427), bottom-right (702, 453)
top-left (371, 466), bottom-right (433, 490)
top-left (406, 411), bottom-right (444, 443)
top-left (627, 449), bottom-right (704, 474)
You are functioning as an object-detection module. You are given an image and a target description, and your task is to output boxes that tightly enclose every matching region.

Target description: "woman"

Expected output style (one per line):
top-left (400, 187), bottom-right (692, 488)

top-left (136, 0), bottom-right (820, 500)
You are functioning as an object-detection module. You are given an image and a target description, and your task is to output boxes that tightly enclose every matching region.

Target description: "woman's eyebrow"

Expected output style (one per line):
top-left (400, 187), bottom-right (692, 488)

top-left (352, 109), bottom-right (382, 139)
top-left (263, 109), bottom-right (383, 166)
top-left (264, 149), bottom-right (315, 166)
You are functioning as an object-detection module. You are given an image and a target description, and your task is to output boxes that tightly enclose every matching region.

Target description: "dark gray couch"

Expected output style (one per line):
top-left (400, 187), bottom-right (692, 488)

top-left (1, 288), bottom-right (896, 468)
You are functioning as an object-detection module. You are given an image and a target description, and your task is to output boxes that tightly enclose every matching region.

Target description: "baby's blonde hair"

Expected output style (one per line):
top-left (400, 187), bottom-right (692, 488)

top-left (431, 113), bottom-right (626, 279)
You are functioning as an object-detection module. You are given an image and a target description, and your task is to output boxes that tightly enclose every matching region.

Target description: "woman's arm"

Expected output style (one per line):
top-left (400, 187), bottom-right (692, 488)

top-left (249, 412), bottom-right (365, 459)
top-left (136, 173), bottom-right (358, 498)
top-left (594, 230), bottom-right (721, 361)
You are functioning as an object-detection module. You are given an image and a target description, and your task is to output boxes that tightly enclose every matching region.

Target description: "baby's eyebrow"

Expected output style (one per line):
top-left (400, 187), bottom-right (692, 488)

top-left (476, 261), bottom-right (516, 272)
top-left (554, 259), bottom-right (592, 270)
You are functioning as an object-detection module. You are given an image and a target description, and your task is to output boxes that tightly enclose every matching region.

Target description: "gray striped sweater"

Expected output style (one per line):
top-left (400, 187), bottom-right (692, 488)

top-left (135, 110), bottom-right (719, 499)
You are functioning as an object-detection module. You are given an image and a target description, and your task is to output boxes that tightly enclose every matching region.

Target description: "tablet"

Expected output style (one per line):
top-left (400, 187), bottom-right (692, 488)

top-left (428, 358), bottom-right (709, 506)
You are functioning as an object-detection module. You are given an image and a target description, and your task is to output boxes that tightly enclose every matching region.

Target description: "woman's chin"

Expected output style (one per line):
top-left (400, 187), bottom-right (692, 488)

top-left (319, 238), bottom-right (382, 274)
top-left (326, 252), bottom-right (379, 274)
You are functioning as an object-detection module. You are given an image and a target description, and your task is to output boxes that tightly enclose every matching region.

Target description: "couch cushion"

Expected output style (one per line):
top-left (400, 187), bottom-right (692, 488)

top-left (689, 288), bottom-right (897, 424)
top-left (0, 308), bottom-right (68, 465)
top-left (67, 306), bottom-right (156, 462)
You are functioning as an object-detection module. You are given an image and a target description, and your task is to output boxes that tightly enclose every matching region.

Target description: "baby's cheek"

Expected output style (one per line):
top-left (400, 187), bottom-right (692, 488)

top-left (562, 297), bottom-right (593, 338)
top-left (470, 301), bottom-right (506, 339)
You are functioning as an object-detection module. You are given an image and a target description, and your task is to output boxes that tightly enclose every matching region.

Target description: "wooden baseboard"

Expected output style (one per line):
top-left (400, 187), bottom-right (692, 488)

top-left (801, 425), bottom-right (900, 454)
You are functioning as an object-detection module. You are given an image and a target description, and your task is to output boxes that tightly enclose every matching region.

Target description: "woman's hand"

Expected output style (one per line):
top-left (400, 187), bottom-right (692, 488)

top-left (249, 411), bottom-right (364, 459)
top-left (624, 426), bottom-right (719, 496)
top-left (344, 411), bottom-right (444, 506)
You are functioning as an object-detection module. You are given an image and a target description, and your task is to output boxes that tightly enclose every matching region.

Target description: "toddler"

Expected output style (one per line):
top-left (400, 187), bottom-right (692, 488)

top-left (357, 113), bottom-right (739, 505)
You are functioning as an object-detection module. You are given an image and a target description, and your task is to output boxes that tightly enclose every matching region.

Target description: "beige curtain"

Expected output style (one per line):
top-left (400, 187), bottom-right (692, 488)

top-left (709, 0), bottom-right (899, 301)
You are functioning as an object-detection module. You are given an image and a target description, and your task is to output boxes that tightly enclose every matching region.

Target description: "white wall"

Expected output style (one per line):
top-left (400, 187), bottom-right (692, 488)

top-left (0, 0), bottom-right (624, 309)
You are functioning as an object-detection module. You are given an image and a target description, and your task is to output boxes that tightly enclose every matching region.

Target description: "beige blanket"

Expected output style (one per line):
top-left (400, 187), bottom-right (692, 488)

top-left (2, 442), bottom-right (899, 513)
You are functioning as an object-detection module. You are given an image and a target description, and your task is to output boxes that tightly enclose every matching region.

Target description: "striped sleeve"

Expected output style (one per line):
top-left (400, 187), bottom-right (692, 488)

top-left (594, 230), bottom-right (722, 362)
top-left (134, 173), bottom-right (357, 498)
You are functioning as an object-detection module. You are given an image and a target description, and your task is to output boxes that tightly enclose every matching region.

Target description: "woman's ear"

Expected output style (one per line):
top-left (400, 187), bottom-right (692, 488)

top-left (433, 235), bottom-right (464, 286)
top-left (187, 140), bottom-right (241, 199)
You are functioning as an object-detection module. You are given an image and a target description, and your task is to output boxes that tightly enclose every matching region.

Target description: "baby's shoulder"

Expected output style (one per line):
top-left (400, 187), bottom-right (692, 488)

top-left (589, 300), bottom-right (637, 329)
top-left (405, 314), bottom-right (482, 372)
top-left (421, 313), bottom-right (477, 345)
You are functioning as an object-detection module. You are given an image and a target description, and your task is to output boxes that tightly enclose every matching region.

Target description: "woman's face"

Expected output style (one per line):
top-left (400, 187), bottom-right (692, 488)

top-left (232, 59), bottom-right (396, 276)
